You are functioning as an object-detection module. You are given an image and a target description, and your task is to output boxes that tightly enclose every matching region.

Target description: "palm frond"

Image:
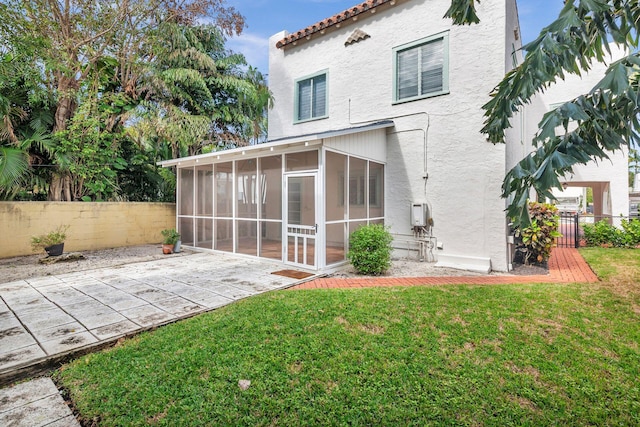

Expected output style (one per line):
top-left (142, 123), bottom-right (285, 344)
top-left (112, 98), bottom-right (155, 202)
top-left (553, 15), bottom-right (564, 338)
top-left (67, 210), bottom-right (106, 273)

top-left (0, 146), bottom-right (29, 188)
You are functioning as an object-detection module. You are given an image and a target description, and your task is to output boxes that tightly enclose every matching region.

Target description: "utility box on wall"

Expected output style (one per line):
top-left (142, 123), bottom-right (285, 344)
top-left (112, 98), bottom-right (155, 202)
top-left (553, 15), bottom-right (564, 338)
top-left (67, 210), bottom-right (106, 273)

top-left (411, 203), bottom-right (431, 227)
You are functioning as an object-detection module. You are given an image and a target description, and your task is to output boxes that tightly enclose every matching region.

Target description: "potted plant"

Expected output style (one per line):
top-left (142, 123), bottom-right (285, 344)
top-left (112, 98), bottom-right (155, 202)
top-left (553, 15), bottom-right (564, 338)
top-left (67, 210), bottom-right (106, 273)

top-left (161, 228), bottom-right (180, 254)
top-left (31, 225), bottom-right (70, 257)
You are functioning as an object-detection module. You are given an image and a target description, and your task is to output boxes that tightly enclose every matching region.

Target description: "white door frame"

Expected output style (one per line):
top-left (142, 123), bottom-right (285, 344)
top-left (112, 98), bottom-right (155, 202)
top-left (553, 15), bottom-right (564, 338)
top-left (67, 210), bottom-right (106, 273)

top-left (284, 172), bottom-right (319, 269)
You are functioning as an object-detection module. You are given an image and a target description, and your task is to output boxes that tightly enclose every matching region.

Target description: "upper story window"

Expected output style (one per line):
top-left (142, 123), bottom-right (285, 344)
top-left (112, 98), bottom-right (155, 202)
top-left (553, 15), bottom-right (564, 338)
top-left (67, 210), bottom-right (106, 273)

top-left (393, 32), bottom-right (449, 103)
top-left (295, 70), bottom-right (328, 123)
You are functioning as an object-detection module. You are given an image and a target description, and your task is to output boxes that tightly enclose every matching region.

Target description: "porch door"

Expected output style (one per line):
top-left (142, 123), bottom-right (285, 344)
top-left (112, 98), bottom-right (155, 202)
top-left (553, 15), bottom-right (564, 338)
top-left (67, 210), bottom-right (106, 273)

top-left (285, 174), bottom-right (317, 268)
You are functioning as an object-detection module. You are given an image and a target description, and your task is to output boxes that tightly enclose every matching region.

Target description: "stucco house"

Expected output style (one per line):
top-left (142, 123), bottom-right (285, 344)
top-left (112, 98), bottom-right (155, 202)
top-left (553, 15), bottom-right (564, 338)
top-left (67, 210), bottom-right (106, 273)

top-left (160, 0), bottom-right (626, 273)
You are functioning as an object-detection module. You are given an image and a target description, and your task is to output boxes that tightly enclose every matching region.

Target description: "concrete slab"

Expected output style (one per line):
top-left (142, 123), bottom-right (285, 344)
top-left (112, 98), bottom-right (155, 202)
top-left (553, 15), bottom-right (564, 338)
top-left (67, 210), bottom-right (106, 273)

top-left (90, 320), bottom-right (139, 341)
top-left (0, 326), bottom-right (37, 350)
top-left (0, 251), bottom-right (309, 381)
top-left (30, 322), bottom-right (87, 343)
top-left (40, 331), bottom-right (99, 356)
top-left (0, 377), bottom-right (78, 427)
top-left (0, 345), bottom-right (47, 371)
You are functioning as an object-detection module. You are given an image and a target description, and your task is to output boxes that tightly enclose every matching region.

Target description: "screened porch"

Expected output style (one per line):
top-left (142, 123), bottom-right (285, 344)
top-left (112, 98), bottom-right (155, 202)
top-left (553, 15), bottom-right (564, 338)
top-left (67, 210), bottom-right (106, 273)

top-left (161, 123), bottom-right (391, 271)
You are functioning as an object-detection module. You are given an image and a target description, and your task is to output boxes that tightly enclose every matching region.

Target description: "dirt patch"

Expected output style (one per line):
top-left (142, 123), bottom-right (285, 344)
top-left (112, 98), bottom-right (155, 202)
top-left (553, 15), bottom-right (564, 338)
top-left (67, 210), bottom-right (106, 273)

top-left (0, 245), bottom-right (194, 284)
top-left (510, 262), bottom-right (549, 276)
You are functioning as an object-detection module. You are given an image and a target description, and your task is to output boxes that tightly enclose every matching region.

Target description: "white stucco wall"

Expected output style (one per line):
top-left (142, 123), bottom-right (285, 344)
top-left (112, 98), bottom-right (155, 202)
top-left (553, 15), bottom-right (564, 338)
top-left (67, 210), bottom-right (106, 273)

top-left (269, 0), bottom-right (513, 271)
top-left (525, 44), bottom-right (629, 218)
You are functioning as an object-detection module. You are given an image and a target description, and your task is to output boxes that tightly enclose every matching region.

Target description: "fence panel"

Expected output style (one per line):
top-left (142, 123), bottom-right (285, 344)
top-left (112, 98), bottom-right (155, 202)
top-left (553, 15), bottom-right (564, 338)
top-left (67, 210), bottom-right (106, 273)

top-left (557, 212), bottom-right (579, 248)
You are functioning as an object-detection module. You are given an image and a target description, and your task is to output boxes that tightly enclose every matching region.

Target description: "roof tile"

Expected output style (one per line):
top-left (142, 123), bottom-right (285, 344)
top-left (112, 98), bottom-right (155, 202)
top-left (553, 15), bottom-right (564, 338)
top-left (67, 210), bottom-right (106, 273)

top-left (276, 0), bottom-right (402, 49)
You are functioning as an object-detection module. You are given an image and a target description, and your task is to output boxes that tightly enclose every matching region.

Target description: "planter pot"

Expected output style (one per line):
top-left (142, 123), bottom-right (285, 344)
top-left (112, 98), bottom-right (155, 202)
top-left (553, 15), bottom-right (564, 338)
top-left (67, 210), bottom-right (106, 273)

top-left (162, 244), bottom-right (174, 254)
top-left (173, 240), bottom-right (181, 253)
top-left (45, 243), bottom-right (64, 257)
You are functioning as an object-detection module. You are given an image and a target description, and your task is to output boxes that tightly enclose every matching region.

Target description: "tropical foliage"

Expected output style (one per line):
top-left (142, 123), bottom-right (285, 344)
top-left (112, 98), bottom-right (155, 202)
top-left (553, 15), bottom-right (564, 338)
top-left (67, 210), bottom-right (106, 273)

top-left (514, 202), bottom-right (561, 265)
top-left (0, 0), bottom-right (270, 201)
top-left (447, 0), bottom-right (640, 226)
top-left (582, 218), bottom-right (640, 248)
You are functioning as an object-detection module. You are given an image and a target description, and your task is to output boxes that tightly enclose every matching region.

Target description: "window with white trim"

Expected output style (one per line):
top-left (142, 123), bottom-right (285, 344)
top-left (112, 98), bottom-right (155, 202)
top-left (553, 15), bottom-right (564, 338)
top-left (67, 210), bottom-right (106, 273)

top-left (394, 32), bottom-right (449, 102)
top-left (295, 71), bottom-right (328, 122)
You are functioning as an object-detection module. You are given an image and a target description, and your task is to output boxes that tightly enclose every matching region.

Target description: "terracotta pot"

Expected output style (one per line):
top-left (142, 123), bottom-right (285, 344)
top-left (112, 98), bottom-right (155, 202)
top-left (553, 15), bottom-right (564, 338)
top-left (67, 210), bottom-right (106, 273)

top-left (162, 244), bottom-right (174, 254)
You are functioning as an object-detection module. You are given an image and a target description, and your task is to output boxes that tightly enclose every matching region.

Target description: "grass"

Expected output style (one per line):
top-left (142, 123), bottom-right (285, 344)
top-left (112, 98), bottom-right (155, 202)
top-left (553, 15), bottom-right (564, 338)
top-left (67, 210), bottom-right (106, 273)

top-left (580, 247), bottom-right (640, 281)
top-left (56, 249), bottom-right (640, 426)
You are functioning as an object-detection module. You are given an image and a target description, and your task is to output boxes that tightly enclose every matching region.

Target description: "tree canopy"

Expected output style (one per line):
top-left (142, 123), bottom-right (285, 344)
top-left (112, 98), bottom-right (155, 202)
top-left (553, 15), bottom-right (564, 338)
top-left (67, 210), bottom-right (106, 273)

top-left (0, 0), bottom-right (270, 201)
top-left (446, 0), bottom-right (639, 225)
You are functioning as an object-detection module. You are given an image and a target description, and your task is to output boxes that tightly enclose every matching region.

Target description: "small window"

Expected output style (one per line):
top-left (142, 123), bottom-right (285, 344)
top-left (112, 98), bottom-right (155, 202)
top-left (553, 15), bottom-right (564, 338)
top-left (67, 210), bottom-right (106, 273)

top-left (295, 71), bottom-right (328, 123)
top-left (394, 32), bottom-right (449, 103)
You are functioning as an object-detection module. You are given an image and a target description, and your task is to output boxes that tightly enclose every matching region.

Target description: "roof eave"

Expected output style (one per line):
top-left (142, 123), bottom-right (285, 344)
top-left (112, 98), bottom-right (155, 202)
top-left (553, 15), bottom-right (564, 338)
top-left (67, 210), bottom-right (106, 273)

top-left (157, 120), bottom-right (395, 168)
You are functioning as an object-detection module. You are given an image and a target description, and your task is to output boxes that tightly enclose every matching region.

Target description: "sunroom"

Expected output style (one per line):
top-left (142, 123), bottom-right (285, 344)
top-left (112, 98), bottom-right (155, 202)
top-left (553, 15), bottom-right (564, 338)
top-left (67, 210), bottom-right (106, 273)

top-left (159, 121), bottom-right (392, 271)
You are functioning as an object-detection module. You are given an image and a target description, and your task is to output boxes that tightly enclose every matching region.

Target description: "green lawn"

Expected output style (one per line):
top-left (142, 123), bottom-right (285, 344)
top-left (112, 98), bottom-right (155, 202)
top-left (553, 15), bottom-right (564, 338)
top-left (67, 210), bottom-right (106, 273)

top-left (57, 249), bottom-right (640, 426)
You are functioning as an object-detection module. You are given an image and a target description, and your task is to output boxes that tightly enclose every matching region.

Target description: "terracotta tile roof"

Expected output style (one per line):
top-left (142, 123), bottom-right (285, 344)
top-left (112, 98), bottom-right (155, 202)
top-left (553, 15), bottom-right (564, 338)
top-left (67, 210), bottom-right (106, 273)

top-left (276, 0), bottom-right (403, 49)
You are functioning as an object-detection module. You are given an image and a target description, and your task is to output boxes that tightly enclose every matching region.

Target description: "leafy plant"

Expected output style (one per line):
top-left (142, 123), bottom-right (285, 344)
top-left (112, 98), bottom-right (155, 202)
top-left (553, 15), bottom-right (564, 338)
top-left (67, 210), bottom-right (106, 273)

top-left (347, 224), bottom-right (393, 275)
top-left (514, 202), bottom-right (561, 265)
top-left (161, 228), bottom-right (180, 245)
top-left (30, 224), bottom-right (69, 251)
top-left (582, 219), bottom-right (640, 248)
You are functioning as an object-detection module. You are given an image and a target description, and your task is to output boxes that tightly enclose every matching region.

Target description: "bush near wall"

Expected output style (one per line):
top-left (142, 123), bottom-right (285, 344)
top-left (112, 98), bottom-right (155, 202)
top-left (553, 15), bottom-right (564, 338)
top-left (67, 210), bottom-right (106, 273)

top-left (582, 219), bottom-right (640, 248)
top-left (347, 224), bottom-right (393, 275)
top-left (514, 202), bottom-right (561, 265)
top-left (0, 202), bottom-right (176, 258)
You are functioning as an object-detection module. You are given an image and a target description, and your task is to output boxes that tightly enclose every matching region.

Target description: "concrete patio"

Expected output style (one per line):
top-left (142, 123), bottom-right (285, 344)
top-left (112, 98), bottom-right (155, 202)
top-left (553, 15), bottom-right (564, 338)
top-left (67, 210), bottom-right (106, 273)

top-left (0, 252), bottom-right (308, 384)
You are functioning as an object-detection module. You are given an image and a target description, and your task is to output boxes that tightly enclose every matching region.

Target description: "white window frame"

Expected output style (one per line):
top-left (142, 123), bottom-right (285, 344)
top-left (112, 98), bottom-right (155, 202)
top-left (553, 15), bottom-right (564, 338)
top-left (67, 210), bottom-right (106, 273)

top-left (294, 70), bottom-right (329, 123)
top-left (393, 31), bottom-right (450, 103)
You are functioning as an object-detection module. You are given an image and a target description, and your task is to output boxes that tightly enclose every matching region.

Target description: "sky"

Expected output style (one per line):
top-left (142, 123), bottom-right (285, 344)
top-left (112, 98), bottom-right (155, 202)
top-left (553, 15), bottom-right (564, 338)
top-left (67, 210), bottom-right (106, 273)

top-left (225, 0), bottom-right (565, 75)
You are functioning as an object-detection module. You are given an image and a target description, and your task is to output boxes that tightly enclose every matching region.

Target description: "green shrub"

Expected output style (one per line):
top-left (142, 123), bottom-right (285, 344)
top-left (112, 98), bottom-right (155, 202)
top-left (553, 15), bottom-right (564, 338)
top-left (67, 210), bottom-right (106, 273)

top-left (161, 228), bottom-right (181, 245)
top-left (582, 219), bottom-right (640, 248)
top-left (347, 224), bottom-right (393, 275)
top-left (30, 225), bottom-right (69, 252)
top-left (514, 202), bottom-right (561, 265)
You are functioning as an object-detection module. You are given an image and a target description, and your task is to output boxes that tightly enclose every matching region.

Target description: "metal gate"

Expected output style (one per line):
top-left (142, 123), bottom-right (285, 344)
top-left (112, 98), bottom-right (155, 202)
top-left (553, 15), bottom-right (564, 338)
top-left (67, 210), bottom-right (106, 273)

top-left (557, 212), bottom-right (579, 248)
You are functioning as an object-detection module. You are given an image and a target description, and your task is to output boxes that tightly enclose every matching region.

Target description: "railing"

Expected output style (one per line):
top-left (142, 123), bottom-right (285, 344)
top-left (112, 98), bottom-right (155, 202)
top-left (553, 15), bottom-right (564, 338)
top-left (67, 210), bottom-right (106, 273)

top-left (558, 212), bottom-right (579, 248)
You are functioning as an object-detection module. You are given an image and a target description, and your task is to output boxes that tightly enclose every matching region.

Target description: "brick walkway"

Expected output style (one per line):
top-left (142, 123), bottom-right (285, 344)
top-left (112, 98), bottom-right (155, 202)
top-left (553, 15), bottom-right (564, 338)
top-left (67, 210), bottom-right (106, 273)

top-left (290, 248), bottom-right (599, 290)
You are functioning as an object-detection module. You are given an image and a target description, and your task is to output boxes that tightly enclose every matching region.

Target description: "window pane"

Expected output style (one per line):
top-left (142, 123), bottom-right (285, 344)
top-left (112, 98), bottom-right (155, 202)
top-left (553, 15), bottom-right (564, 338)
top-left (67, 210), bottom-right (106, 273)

top-left (215, 219), bottom-right (233, 252)
top-left (286, 151), bottom-right (318, 171)
top-left (236, 159), bottom-right (258, 219)
top-left (312, 74), bottom-right (327, 117)
top-left (421, 40), bottom-right (444, 94)
top-left (179, 168), bottom-right (194, 216)
top-left (298, 79), bottom-right (312, 121)
top-left (196, 166), bottom-right (213, 216)
top-left (195, 218), bottom-right (213, 249)
top-left (326, 151), bottom-right (347, 221)
top-left (260, 222), bottom-right (282, 260)
top-left (259, 156), bottom-right (282, 220)
top-left (179, 217), bottom-right (194, 246)
top-left (397, 48), bottom-right (418, 99)
top-left (369, 161), bottom-right (384, 218)
top-left (287, 176), bottom-right (315, 227)
top-left (349, 157), bottom-right (367, 219)
top-left (215, 162), bottom-right (233, 217)
top-left (237, 220), bottom-right (257, 256)
top-left (326, 223), bottom-right (346, 265)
